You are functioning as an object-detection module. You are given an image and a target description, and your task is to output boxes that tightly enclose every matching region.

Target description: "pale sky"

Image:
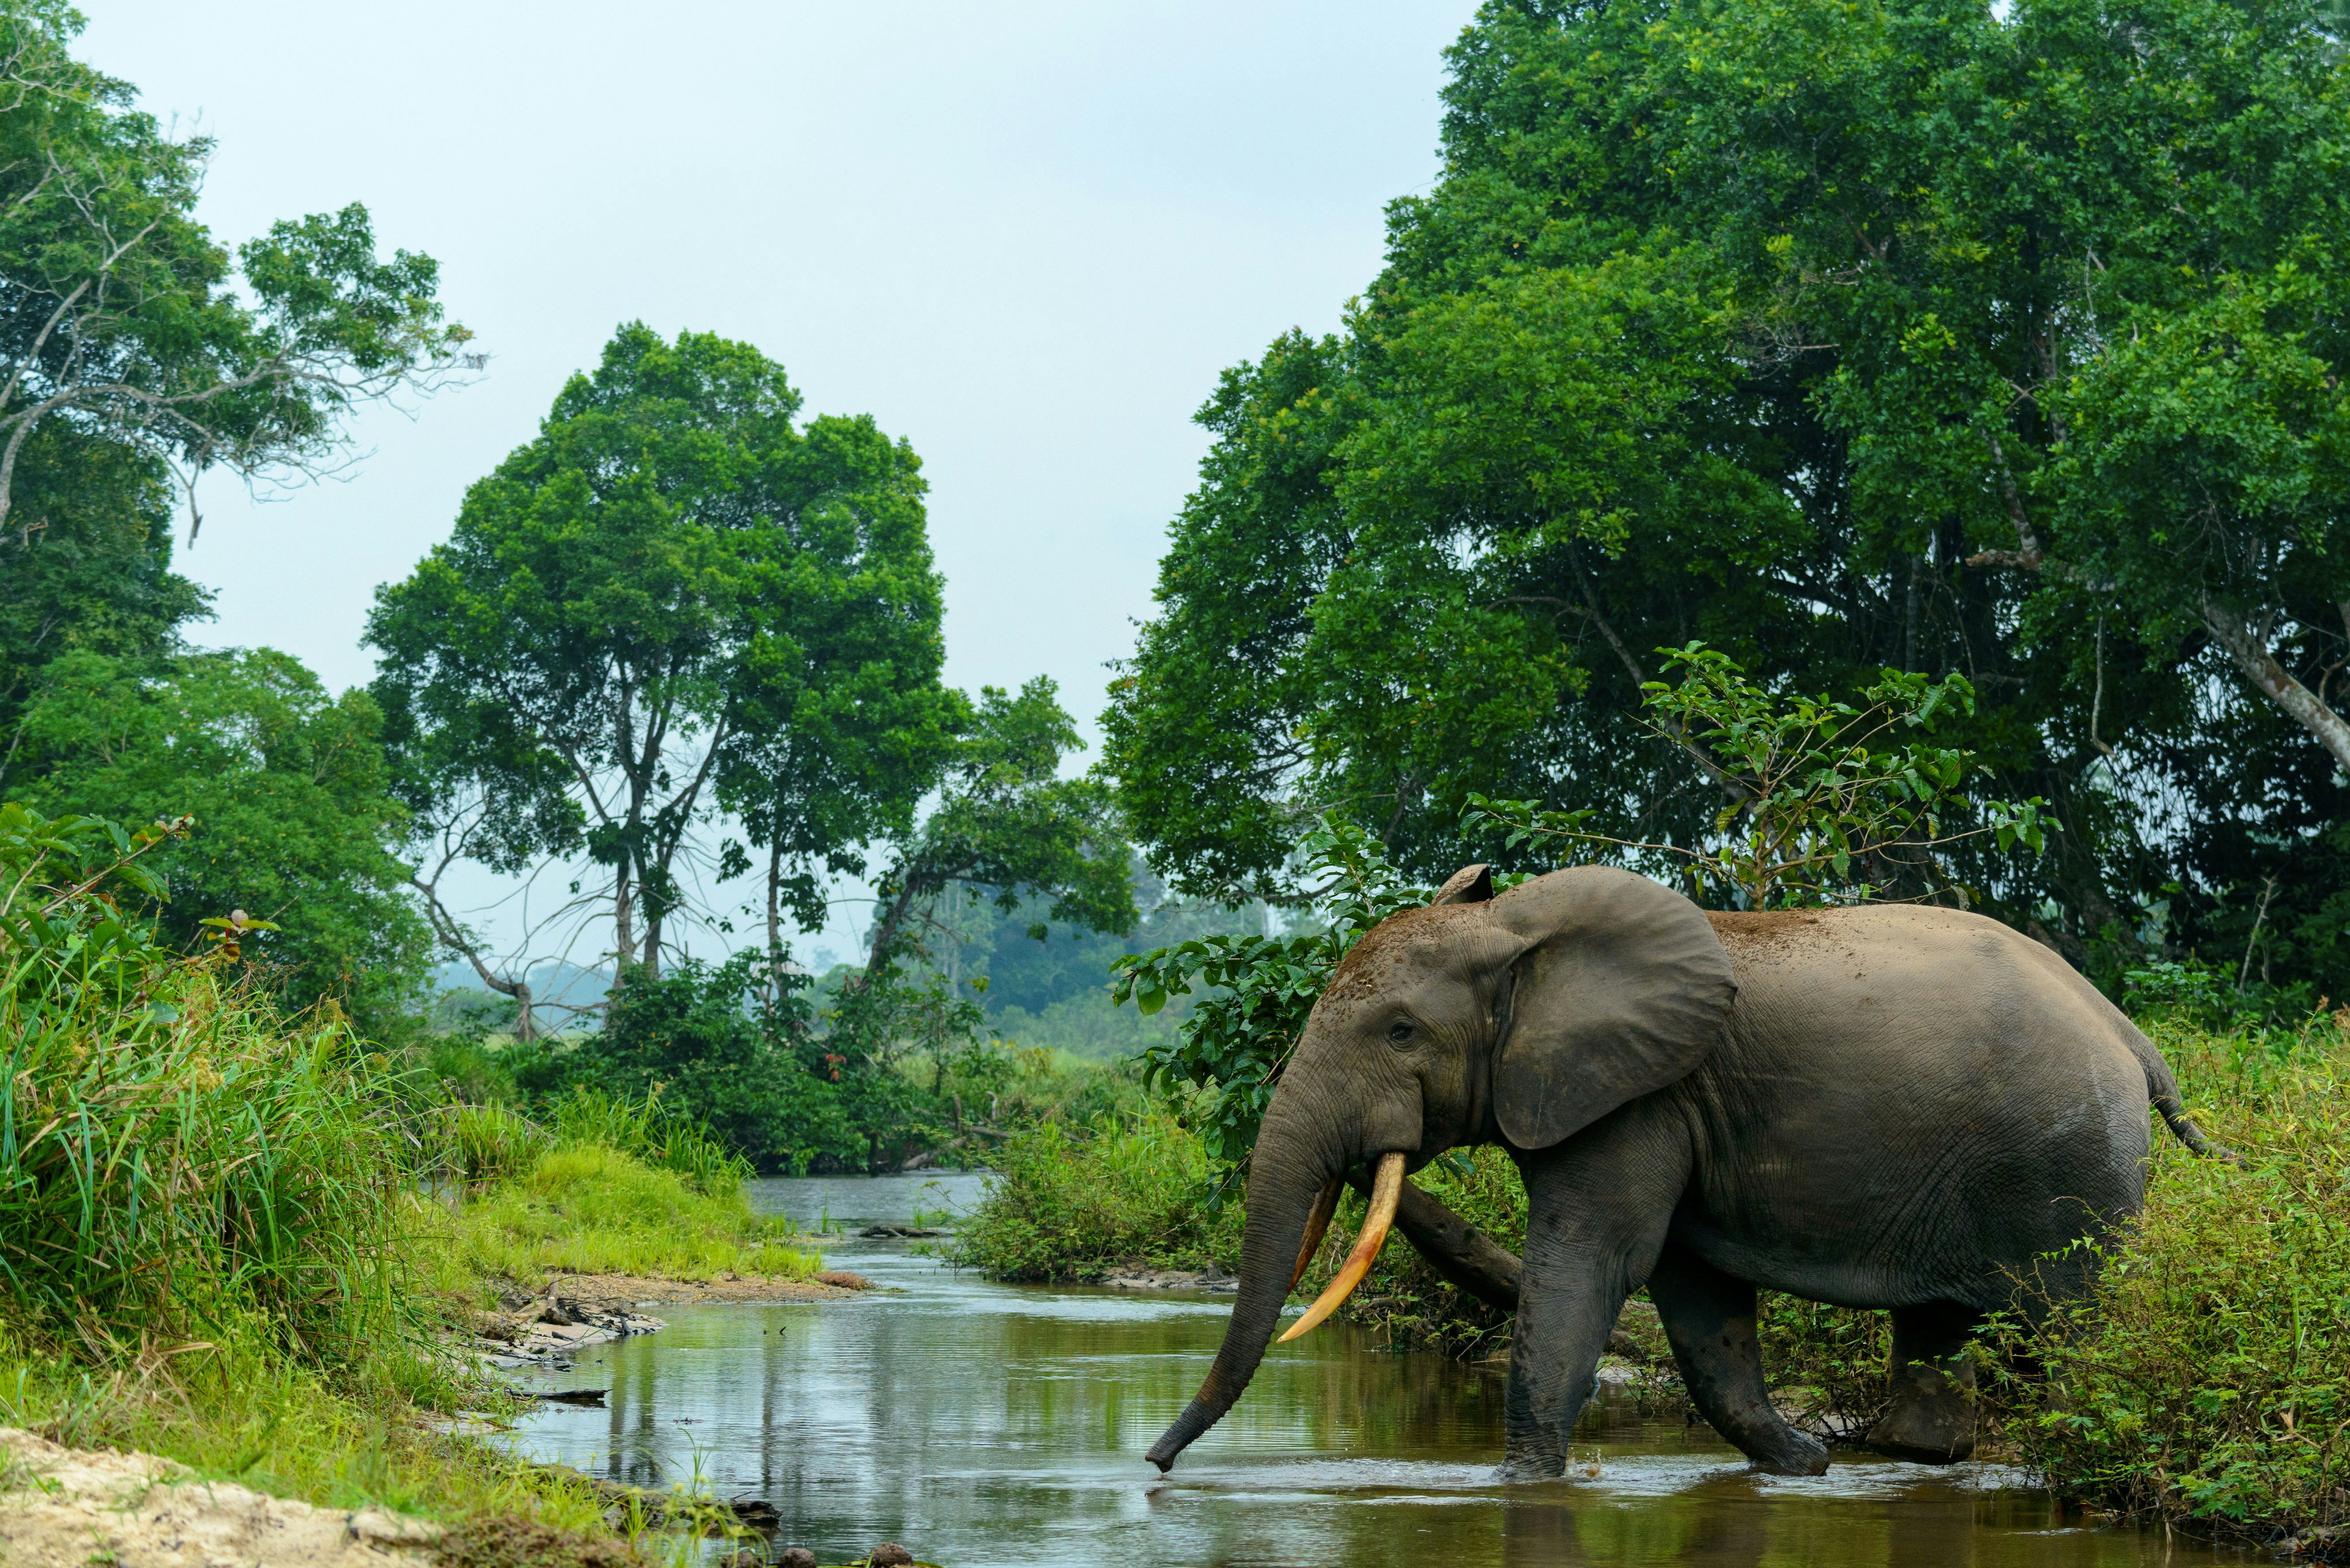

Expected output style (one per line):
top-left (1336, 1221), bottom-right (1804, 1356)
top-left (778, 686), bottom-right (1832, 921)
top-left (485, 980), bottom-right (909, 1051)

top-left (76, 1), bottom-right (1478, 969)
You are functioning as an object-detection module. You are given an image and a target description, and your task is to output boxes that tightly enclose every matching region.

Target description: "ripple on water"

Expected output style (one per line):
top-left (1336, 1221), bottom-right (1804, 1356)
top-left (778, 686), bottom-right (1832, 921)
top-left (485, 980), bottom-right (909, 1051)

top-left (505, 1209), bottom-right (2246, 1568)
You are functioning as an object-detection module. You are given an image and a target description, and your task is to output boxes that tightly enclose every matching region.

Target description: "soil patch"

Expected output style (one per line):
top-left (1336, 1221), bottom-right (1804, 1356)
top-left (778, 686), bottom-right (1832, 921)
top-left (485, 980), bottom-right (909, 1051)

top-left (545, 1272), bottom-right (870, 1308)
top-left (0, 1426), bottom-right (440, 1568)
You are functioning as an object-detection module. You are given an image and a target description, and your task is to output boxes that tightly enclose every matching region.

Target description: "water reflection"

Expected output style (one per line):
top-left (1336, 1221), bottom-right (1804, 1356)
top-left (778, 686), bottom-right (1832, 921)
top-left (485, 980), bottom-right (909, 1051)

top-left (506, 1177), bottom-right (2243, 1568)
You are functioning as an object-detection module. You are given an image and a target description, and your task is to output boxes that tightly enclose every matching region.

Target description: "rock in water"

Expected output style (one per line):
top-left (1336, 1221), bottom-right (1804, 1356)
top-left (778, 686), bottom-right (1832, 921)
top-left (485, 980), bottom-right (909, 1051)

top-left (777, 1550), bottom-right (818, 1568)
top-left (869, 1545), bottom-right (915, 1566)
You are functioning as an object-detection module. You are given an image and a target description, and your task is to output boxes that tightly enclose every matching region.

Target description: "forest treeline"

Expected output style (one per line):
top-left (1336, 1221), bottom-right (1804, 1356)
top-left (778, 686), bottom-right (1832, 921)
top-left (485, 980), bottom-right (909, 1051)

top-left (6, 0), bottom-right (2350, 1176)
top-left (1106, 0), bottom-right (2350, 1006)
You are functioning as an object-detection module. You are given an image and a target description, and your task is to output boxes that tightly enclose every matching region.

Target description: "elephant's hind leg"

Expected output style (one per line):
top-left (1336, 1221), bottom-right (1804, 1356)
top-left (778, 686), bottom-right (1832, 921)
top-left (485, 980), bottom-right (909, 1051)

top-left (1866, 1302), bottom-right (1979, 1464)
top-left (1647, 1242), bottom-right (1829, 1476)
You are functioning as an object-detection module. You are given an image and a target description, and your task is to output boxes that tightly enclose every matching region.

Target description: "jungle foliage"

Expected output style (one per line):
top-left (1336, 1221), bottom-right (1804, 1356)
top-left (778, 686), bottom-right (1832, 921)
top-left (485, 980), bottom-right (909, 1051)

top-left (4, 649), bottom-right (431, 1026)
top-left (1102, 0), bottom-right (2350, 1001)
top-left (0, 1), bottom-right (469, 540)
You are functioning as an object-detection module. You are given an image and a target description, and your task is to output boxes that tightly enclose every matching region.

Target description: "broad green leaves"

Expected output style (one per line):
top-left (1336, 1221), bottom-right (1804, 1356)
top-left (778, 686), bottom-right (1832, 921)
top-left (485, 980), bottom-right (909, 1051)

top-left (5, 649), bottom-right (430, 1025)
top-left (1107, 0), bottom-right (2350, 997)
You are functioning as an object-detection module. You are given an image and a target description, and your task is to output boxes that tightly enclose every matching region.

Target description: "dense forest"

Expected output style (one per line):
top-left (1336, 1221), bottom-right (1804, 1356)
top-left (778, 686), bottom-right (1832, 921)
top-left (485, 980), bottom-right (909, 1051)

top-left (6, 0), bottom-right (2347, 1173)
top-left (1105, 0), bottom-right (2350, 1008)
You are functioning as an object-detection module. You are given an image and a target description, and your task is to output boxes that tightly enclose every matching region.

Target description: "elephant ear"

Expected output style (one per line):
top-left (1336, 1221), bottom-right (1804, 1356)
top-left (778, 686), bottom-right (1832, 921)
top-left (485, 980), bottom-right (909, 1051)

top-left (1489, 866), bottom-right (1736, 1150)
top-left (1429, 863), bottom-right (1493, 905)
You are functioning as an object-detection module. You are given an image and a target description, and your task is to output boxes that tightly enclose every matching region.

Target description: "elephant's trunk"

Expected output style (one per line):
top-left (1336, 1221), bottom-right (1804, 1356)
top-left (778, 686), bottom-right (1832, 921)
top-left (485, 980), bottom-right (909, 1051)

top-left (1145, 1098), bottom-right (1346, 1473)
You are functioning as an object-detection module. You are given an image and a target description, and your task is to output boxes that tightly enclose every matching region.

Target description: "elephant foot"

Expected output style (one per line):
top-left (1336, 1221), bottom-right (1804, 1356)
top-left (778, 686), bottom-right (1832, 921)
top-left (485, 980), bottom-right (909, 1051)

top-left (1495, 1451), bottom-right (1567, 1484)
top-left (1746, 1429), bottom-right (1830, 1477)
top-left (1866, 1363), bottom-right (1976, 1465)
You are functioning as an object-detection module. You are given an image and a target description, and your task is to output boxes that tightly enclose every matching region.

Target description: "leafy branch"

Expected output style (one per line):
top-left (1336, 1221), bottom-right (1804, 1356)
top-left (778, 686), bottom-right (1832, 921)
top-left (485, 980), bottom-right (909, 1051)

top-left (1110, 816), bottom-right (1428, 1184)
top-left (1465, 643), bottom-right (2054, 910)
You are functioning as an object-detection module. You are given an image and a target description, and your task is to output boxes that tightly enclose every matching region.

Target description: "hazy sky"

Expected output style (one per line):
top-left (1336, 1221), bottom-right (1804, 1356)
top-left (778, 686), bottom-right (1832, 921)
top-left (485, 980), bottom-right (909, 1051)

top-left (75, 1), bottom-right (1479, 967)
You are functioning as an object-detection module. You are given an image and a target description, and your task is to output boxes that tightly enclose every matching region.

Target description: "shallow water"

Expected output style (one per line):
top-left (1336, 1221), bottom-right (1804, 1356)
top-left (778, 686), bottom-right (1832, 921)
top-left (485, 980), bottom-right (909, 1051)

top-left (506, 1173), bottom-right (2245, 1568)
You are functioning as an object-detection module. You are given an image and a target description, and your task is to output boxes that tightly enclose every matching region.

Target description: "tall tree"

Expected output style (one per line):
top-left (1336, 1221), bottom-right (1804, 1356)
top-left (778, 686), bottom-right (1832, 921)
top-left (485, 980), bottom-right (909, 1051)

top-left (371, 323), bottom-right (956, 1002)
top-left (1105, 0), bottom-right (2350, 994)
top-left (714, 410), bottom-right (959, 986)
top-left (861, 678), bottom-right (1136, 977)
top-left (0, 3), bottom-right (470, 544)
top-left (0, 421), bottom-right (206, 733)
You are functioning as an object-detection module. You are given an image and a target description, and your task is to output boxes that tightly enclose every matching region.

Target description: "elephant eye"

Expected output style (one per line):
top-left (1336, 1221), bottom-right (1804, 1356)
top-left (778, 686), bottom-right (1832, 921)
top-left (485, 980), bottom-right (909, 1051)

top-left (1386, 1021), bottom-right (1415, 1045)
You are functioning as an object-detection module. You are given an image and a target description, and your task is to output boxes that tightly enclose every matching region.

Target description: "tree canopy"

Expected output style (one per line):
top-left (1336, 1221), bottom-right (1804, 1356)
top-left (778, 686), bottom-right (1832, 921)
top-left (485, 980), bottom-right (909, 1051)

top-left (1105, 0), bottom-right (2350, 998)
top-left (370, 322), bottom-right (959, 1017)
top-left (1, 647), bottom-right (429, 1025)
top-left (0, 3), bottom-right (468, 543)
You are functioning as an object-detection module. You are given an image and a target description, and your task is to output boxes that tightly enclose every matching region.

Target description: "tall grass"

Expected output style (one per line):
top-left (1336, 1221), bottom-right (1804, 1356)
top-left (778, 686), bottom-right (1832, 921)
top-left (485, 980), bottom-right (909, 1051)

top-left (1, 972), bottom-right (416, 1367)
top-left (420, 1085), bottom-right (753, 1195)
top-left (439, 1144), bottom-right (817, 1285)
top-left (0, 807), bottom-right (417, 1369)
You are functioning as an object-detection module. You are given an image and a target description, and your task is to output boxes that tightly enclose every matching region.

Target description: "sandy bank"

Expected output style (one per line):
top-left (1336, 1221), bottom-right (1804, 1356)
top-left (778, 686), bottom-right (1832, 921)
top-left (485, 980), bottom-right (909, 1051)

top-left (0, 1427), bottom-right (441, 1568)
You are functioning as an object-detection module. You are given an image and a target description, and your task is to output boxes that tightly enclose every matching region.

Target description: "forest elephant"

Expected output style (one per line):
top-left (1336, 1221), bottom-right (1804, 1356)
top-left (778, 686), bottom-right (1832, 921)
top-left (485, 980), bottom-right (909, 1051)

top-left (1145, 864), bottom-right (2225, 1478)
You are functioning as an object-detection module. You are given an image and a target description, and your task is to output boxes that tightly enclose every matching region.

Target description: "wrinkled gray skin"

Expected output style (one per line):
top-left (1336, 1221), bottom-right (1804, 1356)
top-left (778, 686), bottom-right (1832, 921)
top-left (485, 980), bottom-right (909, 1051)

top-left (1147, 865), bottom-right (2221, 1478)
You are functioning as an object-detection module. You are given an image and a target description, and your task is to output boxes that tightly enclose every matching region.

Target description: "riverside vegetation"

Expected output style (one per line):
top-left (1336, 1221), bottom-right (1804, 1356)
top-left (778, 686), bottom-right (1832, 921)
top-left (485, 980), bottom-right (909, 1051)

top-left (956, 662), bottom-right (2350, 1550)
top-left (0, 806), bottom-right (825, 1565)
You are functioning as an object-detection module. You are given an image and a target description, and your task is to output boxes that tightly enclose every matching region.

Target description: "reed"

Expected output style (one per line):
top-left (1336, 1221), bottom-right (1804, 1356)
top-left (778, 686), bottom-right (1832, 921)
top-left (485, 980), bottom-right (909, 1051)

top-left (0, 807), bottom-right (420, 1371)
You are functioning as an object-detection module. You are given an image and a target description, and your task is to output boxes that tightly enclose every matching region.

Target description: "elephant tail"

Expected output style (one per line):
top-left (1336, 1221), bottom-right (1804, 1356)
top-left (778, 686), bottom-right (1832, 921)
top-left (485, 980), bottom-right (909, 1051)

top-left (2140, 1045), bottom-right (2243, 1166)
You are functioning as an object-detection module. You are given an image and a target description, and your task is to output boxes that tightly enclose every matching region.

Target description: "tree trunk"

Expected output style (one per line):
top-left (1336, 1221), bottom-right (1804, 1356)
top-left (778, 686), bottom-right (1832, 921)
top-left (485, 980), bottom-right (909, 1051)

top-left (766, 840), bottom-right (787, 991)
top-left (2200, 595), bottom-right (2350, 774)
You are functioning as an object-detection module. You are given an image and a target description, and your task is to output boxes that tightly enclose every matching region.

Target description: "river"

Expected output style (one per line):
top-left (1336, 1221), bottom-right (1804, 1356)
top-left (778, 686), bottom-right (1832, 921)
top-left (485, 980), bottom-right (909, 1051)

top-left (504, 1172), bottom-right (2247, 1567)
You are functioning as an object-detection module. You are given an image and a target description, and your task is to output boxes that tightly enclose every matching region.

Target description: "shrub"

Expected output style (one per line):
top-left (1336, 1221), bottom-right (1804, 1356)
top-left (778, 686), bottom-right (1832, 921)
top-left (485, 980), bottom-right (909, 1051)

top-left (443, 1144), bottom-right (816, 1285)
top-left (950, 1112), bottom-right (1243, 1281)
top-left (1989, 1013), bottom-right (2350, 1542)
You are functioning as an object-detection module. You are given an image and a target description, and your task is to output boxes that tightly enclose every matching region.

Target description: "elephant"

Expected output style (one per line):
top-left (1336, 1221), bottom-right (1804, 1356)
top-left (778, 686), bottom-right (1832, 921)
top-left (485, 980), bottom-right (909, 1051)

top-left (1145, 863), bottom-right (2225, 1479)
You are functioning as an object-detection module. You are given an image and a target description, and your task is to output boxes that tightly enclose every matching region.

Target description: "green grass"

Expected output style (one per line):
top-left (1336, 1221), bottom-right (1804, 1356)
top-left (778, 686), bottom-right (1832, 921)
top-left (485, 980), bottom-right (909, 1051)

top-left (0, 808), bottom-right (812, 1562)
top-left (0, 964), bottom-right (622, 1546)
top-left (440, 1143), bottom-right (817, 1285)
top-left (948, 1111), bottom-right (1242, 1281)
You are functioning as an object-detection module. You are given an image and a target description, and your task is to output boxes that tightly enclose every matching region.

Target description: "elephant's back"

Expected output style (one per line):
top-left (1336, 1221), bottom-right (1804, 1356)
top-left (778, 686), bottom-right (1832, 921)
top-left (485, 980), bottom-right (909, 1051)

top-left (1705, 904), bottom-right (2141, 1056)
top-left (1683, 904), bottom-right (2152, 1307)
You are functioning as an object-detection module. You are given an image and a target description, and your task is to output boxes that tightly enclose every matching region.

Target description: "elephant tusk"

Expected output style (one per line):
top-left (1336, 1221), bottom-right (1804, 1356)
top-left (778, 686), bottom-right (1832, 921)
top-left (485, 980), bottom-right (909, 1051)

top-left (1289, 1178), bottom-right (1343, 1292)
top-left (1277, 1152), bottom-right (1404, 1343)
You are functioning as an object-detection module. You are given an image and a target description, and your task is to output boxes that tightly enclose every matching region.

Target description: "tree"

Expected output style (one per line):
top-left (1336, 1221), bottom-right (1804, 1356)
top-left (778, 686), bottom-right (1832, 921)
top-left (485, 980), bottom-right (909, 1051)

top-left (714, 410), bottom-right (959, 985)
top-left (0, 420), bottom-right (206, 731)
top-left (829, 678), bottom-right (1139, 1079)
top-left (1, 647), bottom-right (431, 1025)
top-left (1465, 644), bottom-right (2051, 909)
top-left (371, 323), bottom-right (956, 1009)
top-left (1105, 0), bottom-right (2350, 996)
top-left (859, 679), bottom-right (1136, 979)
top-left (0, 4), bottom-right (470, 543)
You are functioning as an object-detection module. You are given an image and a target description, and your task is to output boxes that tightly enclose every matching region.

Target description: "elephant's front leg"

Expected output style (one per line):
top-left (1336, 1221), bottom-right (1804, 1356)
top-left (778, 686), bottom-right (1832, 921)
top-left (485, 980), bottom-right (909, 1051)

top-left (1501, 1107), bottom-right (1688, 1480)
